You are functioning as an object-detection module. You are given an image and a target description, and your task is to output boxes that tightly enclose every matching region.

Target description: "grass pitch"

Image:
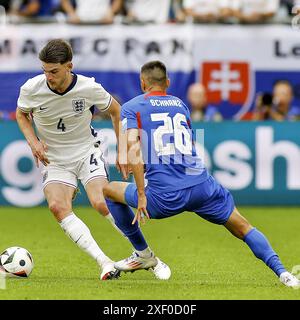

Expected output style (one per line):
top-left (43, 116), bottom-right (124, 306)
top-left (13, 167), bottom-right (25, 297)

top-left (0, 206), bottom-right (299, 300)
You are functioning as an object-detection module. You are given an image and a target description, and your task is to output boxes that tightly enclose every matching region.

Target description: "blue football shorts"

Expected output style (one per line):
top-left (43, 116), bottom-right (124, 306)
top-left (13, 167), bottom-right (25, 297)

top-left (124, 175), bottom-right (235, 225)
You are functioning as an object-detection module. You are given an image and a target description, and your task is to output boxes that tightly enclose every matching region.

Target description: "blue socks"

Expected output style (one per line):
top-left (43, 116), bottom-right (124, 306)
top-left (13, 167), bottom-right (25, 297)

top-left (107, 199), bottom-right (286, 277)
top-left (106, 199), bottom-right (148, 251)
top-left (244, 228), bottom-right (286, 277)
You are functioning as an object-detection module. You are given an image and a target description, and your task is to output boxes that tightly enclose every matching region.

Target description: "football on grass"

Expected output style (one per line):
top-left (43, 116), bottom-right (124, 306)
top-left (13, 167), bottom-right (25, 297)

top-left (0, 247), bottom-right (34, 278)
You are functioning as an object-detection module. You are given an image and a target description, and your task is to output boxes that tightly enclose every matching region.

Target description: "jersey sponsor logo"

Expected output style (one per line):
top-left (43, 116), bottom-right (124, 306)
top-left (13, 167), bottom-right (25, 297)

top-left (72, 98), bottom-right (86, 115)
top-left (39, 106), bottom-right (47, 111)
top-left (201, 61), bottom-right (253, 119)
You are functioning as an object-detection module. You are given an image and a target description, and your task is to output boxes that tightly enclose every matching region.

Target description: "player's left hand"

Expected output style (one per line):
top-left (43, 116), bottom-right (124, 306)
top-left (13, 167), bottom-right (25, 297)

top-left (132, 194), bottom-right (149, 226)
top-left (116, 153), bottom-right (129, 180)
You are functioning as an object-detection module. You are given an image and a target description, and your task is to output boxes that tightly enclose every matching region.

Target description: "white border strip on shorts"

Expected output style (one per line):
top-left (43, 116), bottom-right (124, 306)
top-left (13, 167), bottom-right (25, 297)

top-left (43, 180), bottom-right (77, 190)
top-left (84, 175), bottom-right (107, 188)
top-left (18, 106), bottom-right (31, 113)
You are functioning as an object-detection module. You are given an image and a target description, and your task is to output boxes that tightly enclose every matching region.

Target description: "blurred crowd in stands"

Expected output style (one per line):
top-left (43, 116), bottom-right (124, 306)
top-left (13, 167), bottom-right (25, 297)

top-left (0, 0), bottom-right (299, 24)
top-left (187, 80), bottom-right (300, 122)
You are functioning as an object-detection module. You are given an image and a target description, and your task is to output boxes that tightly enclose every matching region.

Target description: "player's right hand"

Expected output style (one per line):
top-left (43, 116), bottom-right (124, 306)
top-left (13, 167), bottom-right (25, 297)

top-left (117, 162), bottom-right (129, 180)
top-left (116, 153), bottom-right (129, 180)
top-left (30, 140), bottom-right (50, 167)
top-left (132, 194), bottom-right (149, 226)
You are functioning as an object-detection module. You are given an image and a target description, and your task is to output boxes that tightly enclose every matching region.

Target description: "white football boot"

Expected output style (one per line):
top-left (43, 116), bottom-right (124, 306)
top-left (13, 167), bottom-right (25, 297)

top-left (149, 257), bottom-right (171, 280)
top-left (279, 271), bottom-right (300, 289)
top-left (100, 261), bottom-right (121, 280)
top-left (114, 252), bottom-right (171, 280)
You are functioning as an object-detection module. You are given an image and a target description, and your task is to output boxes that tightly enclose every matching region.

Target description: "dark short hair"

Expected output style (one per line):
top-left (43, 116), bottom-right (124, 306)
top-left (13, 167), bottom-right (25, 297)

top-left (141, 61), bottom-right (167, 86)
top-left (39, 39), bottom-right (73, 64)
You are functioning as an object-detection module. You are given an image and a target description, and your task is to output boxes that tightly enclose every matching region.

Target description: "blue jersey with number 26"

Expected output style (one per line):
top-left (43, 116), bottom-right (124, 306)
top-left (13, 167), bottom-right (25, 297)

top-left (121, 92), bottom-right (209, 193)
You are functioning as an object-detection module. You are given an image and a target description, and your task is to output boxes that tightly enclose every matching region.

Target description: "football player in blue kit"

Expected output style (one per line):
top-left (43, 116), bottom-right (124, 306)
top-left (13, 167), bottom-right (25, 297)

top-left (103, 60), bottom-right (299, 287)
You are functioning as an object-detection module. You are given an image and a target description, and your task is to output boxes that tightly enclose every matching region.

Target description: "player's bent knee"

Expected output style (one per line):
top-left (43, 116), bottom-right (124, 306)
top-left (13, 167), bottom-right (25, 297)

top-left (91, 200), bottom-right (109, 216)
top-left (48, 200), bottom-right (70, 217)
top-left (102, 184), bottom-right (110, 198)
top-left (103, 182), bottom-right (117, 200)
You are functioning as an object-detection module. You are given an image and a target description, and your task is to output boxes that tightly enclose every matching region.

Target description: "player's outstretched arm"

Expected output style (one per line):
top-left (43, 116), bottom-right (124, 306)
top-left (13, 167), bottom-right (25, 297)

top-left (108, 98), bottom-right (128, 179)
top-left (127, 128), bottom-right (149, 225)
top-left (16, 108), bottom-right (49, 167)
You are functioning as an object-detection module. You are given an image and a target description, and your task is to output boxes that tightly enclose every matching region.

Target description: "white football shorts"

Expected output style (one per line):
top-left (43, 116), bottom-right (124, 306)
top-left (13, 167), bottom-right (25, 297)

top-left (41, 144), bottom-right (109, 190)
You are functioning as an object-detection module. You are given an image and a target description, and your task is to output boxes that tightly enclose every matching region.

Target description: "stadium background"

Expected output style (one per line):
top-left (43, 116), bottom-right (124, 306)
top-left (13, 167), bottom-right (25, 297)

top-left (1, 23), bottom-right (300, 206)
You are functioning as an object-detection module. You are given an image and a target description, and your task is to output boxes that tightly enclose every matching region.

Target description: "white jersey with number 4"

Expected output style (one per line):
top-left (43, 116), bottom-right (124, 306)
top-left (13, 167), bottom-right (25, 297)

top-left (17, 74), bottom-right (112, 165)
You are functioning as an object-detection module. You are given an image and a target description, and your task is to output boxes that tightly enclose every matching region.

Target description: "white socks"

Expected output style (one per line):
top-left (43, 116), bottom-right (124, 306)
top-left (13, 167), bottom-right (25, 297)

top-left (59, 213), bottom-right (111, 267)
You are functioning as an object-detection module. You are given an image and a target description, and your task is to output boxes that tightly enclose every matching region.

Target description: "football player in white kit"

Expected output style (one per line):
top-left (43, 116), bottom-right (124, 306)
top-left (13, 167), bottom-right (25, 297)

top-left (16, 39), bottom-right (127, 280)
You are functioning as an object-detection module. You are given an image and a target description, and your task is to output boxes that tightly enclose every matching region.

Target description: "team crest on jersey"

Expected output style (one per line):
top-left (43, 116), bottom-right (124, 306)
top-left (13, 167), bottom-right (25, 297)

top-left (72, 98), bottom-right (86, 115)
